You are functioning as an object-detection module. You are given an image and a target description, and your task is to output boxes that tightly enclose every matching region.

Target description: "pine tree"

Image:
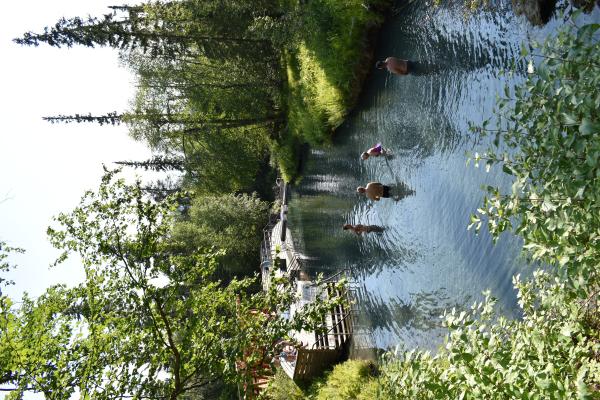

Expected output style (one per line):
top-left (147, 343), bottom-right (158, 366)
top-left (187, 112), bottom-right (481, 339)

top-left (115, 156), bottom-right (185, 172)
top-left (43, 112), bottom-right (281, 128)
top-left (43, 112), bottom-right (121, 126)
top-left (14, 2), bottom-right (273, 59)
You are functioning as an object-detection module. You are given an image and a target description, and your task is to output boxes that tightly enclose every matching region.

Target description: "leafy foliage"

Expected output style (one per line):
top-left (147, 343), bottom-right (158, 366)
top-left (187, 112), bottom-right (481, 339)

top-left (0, 241), bottom-right (23, 291)
top-left (468, 20), bottom-right (600, 290)
top-left (308, 359), bottom-right (380, 400)
top-left (379, 275), bottom-right (600, 399)
top-left (171, 193), bottom-right (270, 279)
top-left (278, 0), bottom-right (390, 179)
top-left (0, 171), bottom-right (340, 398)
top-left (377, 20), bottom-right (600, 400)
top-left (261, 360), bottom-right (380, 400)
top-left (260, 369), bottom-right (305, 400)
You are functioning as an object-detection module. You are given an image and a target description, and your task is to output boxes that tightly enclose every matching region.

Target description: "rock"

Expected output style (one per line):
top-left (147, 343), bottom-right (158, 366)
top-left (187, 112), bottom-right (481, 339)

top-left (512, 0), bottom-right (557, 25)
top-left (570, 0), bottom-right (597, 13)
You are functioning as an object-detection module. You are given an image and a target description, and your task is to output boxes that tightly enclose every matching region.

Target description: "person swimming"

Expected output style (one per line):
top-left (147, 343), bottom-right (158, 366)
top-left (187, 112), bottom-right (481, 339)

top-left (361, 143), bottom-right (386, 160)
top-left (343, 224), bottom-right (385, 235)
top-left (357, 182), bottom-right (414, 202)
top-left (357, 182), bottom-right (391, 201)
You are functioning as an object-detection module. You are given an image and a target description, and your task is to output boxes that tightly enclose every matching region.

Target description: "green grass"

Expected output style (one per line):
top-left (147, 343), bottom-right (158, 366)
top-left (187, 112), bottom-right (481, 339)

top-left (308, 359), bottom-right (380, 400)
top-left (262, 360), bottom-right (380, 400)
top-left (273, 0), bottom-right (391, 181)
top-left (261, 369), bottom-right (305, 400)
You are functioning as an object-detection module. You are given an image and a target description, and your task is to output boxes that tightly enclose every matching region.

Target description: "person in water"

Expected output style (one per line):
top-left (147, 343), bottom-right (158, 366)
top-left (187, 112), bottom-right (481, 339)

top-left (357, 182), bottom-right (414, 201)
top-left (361, 143), bottom-right (386, 160)
top-left (343, 224), bottom-right (385, 235)
top-left (357, 182), bottom-right (392, 201)
top-left (376, 57), bottom-right (410, 75)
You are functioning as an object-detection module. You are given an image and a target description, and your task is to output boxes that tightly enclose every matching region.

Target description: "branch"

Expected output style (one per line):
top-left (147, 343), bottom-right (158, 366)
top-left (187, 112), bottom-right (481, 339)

top-left (153, 297), bottom-right (183, 398)
top-left (0, 387), bottom-right (34, 391)
top-left (532, 53), bottom-right (600, 68)
top-left (183, 378), bottom-right (216, 391)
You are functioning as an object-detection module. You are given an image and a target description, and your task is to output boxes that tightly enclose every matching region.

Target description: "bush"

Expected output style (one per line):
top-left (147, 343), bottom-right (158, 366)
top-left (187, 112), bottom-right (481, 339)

top-left (378, 276), bottom-right (600, 399)
top-left (468, 19), bottom-right (600, 291)
top-left (308, 360), bottom-right (379, 400)
top-left (274, 0), bottom-right (390, 179)
top-left (172, 193), bottom-right (269, 279)
top-left (261, 369), bottom-right (305, 400)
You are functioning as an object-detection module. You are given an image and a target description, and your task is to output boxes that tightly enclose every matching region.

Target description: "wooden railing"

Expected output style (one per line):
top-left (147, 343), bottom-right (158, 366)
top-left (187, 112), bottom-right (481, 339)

top-left (311, 281), bottom-right (357, 351)
top-left (291, 347), bottom-right (340, 382)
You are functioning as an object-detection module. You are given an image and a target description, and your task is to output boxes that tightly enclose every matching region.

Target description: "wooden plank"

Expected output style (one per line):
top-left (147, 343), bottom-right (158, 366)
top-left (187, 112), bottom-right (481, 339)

top-left (292, 348), bottom-right (345, 382)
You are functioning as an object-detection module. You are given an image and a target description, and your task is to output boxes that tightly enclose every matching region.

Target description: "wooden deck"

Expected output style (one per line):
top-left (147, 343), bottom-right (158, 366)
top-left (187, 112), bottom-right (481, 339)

top-left (280, 280), bottom-right (355, 381)
top-left (261, 219), bottom-right (304, 290)
top-left (256, 181), bottom-right (361, 386)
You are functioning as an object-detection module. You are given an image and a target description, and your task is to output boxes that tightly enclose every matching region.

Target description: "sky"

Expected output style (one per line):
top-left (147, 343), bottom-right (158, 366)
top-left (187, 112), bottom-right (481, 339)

top-left (0, 0), bottom-right (152, 300)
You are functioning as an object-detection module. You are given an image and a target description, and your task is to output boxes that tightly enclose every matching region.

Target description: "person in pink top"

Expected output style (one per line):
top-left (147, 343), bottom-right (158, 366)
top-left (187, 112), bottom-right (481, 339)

top-left (376, 57), bottom-right (410, 75)
top-left (361, 143), bottom-right (386, 160)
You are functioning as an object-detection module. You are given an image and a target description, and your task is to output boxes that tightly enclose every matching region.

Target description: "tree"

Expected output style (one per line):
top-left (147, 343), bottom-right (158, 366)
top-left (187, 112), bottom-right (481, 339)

top-left (115, 155), bottom-right (186, 172)
top-left (0, 170), bottom-right (338, 398)
top-left (43, 112), bottom-right (280, 128)
top-left (14, 1), bottom-right (276, 60)
top-left (171, 193), bottom-right (270, 279)
top-left (468, 19), bottom-right (600, 288)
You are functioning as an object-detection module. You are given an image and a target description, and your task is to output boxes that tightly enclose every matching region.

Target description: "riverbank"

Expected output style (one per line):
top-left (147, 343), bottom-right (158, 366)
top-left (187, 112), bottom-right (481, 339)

top-left (273, 0), bottom-right (392, 181)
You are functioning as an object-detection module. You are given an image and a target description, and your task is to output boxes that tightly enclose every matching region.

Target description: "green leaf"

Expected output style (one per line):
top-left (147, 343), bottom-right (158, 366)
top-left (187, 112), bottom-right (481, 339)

top-left (502, 164), bottom-right (514, 175)
top-left (585, 154), bottom-right (597, 168)
top-left (559, 324), bottom-right (573, 338)
top-left (577, 378), bottom-right (591, 399)
top-left (577, 23), bottom-right (600, 39)
top-left (579, 118), bottom-right (598, 136)
top-left (561, 113), bottom-right (578, 126)
top-left (558, 255), bottom-right (570, 266)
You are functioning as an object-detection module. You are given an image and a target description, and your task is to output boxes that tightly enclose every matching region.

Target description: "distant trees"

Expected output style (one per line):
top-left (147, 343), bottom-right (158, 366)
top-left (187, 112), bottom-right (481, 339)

top-left (20, 0), bottom-right (287, 195)
top-left (172, 193), bottom-right (270, 279)
top-left (14, 1), bottom-right (277, 59)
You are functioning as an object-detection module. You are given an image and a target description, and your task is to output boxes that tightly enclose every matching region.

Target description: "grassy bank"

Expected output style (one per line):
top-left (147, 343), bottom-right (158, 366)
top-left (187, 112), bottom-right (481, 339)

top-left (263, 360), bottom-right (379, 399)
top-left (274, 0), bottom-right (391, 181)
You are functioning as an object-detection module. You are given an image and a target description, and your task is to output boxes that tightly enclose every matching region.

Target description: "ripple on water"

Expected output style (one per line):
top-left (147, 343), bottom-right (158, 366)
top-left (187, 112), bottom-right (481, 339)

top-left (289, 1), bottom-right (600, 350)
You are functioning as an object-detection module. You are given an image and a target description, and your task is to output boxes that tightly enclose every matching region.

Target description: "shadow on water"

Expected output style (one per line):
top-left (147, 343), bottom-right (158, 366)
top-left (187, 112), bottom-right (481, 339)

top-left (354, 284), bottom-right (474, 349)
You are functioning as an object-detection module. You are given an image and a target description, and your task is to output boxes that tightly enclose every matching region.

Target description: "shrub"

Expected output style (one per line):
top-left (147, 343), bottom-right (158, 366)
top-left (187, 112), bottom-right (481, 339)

top-left (309, 360), bottom-right (379, 400)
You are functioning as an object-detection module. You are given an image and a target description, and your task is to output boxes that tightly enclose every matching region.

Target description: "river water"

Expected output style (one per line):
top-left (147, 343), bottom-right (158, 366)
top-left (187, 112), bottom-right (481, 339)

top-left (288, 1), bottom-right (600, 350)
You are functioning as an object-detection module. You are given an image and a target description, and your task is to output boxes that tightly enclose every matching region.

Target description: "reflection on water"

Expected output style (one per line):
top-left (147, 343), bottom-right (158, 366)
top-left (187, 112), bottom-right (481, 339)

top-left (289, 0), bottom-right (600, 350)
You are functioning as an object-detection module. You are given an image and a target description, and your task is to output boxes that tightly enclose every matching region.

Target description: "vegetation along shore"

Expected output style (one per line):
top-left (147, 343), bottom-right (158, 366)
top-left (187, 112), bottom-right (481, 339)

top-left (2, 0), bottom-right (392, 398)
top-left (1, 0), bottom-right (599, 398)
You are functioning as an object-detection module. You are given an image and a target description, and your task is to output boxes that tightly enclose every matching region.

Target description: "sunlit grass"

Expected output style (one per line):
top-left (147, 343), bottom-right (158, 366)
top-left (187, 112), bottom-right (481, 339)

top-left (262, 360), bottom-right (380, 399)
top-left (273, 0), bottom-right (390, 181)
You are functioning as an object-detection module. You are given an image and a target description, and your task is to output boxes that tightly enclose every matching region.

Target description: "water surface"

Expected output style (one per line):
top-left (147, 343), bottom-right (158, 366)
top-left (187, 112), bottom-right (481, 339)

top-left (289, 0), bottom-right (600, 350)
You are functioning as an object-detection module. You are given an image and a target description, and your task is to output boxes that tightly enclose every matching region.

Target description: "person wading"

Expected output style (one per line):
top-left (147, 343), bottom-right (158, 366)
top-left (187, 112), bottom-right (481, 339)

top-left (357, 182), bottom-right (392, 201)
top-left (361, 143), bottom-right (387, 160)
top-left (343, 224), bottom-right (385, 235)
top-left (375, 57), bottom-right (410, 75)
